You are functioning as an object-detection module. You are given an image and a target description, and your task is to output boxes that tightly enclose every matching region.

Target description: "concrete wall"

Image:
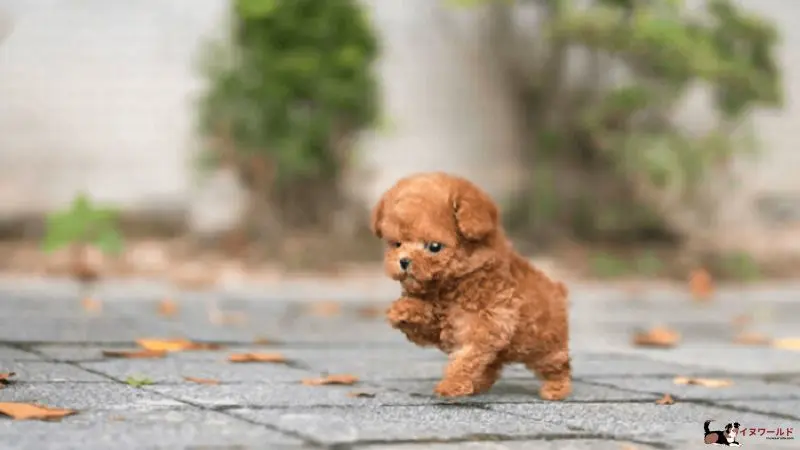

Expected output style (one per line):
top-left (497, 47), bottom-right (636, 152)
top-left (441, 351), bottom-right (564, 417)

top-left (0, 0), bottom-right (799, 256)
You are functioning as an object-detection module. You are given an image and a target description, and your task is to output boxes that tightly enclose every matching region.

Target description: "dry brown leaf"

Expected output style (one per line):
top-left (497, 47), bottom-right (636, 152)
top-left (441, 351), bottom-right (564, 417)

top-left (81, 297), bottom-right (102, 314)
top-left (689, 268), bottom-right (714, 301)
top-left (356, 305), bottom-right (384, 319)
top-left (347, 391), bottom-right (376, 398)
top-left (0, 372), bottom-right (16, 387)
top-left (158, 299), bottom-right (178, 318)
top-left (307, 301), bottom-right (341, 317)
top-left (731, 314), bottom-right (752, 327)
top-left (0, 402), bottom-right (77, 421)
top-left (302, 374), bottom-right (359, 386)
top-left (619, 445), bottom-right (639, 450)
top-left (101, 349), bottom-right (167, 359)
top-left (655, 393), bottom-right (674, 405)
top-left (772, 337), bottom-right (800, 350)
top-left (227, 353), bottom-right (287, 363)
top-left (632, 326), bottom-right (680, 348)
top-left (733, 331), bottom-right (770, 346)
top-left (253, 337), bottom-right (272, 345)
top-left (183, 376), bottom-right (220, 385)
top-left (135, 338), bottom-right (221, 352)
top-left (673, 376), bottom-right (733, 388)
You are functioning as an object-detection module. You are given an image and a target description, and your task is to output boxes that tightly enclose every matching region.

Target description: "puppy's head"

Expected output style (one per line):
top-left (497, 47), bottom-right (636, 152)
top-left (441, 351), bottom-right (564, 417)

top-left (370, 172), bottom-right (500, 294)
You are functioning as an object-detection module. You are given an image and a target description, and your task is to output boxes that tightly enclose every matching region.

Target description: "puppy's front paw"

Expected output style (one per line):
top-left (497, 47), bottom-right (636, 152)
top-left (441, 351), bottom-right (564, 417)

top-left (386, 297), bottom-right (432, 327)
top-left (434, 378), bottom-right (475, 398)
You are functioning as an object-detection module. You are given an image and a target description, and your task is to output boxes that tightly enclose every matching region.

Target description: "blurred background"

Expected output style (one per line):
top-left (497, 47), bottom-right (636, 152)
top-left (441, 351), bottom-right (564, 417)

top-left (0, 0), bottom-right (799, 285)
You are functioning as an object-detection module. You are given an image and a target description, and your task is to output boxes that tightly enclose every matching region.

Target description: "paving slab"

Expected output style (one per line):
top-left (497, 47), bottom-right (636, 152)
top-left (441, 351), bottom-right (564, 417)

top-left (148, 382), bottom-right (431, 408)
top-left (0, 345), bottom-right (43, 360)
top-left (233, 405), bottom-right (581, 445)
top-left (494, 402), bottom-right (795, 447)
top-left (0, 361), bottom-right (108, 382)
top-left (0, 407), bottom-right (307, 450)
top-left (359, 442), bottom-right (659, 450)
top-left (584, 375), bottom-right (800, 401)
top-left (79, 358), bottom-right (317, 384)
top-left (379, 379), bottom-right (659, 403)
top-left (1, 382), bottom-right (185, 410)
top-left (713, 399), bottom-right (800, 420)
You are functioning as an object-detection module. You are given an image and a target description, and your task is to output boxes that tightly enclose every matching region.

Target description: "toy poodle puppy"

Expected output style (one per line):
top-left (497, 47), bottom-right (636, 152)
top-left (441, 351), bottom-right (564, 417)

top-left (371, 172), bottom-right (571, 400)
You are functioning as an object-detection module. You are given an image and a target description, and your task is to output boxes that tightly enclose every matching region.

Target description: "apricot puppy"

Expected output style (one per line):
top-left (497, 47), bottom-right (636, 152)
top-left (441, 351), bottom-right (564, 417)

top-left (372, 172), bottom-right (571, 400)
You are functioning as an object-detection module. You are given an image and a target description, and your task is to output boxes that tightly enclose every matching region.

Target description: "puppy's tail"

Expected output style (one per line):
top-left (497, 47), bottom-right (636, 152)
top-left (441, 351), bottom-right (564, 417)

top-left (704, 420), bottom-right (713, 434)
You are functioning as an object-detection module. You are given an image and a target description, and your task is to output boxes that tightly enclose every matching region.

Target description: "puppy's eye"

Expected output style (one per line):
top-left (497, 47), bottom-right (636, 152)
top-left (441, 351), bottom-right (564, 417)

top-left (426, 242), bottom-right (444, 253)
top-left (389, 241), bottom-right (401, 248)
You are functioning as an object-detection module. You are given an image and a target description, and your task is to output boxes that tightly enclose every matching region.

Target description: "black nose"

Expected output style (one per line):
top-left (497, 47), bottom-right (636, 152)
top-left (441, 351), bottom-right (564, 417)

top-left (399, 258), bottom-right (411, 271)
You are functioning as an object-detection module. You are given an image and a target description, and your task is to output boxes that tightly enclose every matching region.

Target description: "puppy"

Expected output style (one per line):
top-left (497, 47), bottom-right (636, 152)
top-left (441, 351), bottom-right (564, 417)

top-left (371, 172), bottom-right (571, 400)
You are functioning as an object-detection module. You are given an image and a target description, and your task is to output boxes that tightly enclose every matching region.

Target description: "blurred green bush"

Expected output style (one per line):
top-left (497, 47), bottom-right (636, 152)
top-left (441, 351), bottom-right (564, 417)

top-left (477, 0), bottom-right (783, 261)
top-left (197, 0), bottom-right (380, 249)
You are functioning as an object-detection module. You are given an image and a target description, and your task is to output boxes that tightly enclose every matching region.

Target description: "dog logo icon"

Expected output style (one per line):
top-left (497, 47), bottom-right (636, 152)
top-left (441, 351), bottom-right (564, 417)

top-left (705, 419), bottom-right (742, 446)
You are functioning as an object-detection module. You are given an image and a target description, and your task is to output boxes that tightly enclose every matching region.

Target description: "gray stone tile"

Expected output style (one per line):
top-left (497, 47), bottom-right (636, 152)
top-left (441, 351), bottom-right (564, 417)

top-left (586, 376), bottom-right (800, 400)
top-left (80, 358), bottom-right (317, 384)
top-left (714, 399), bottom-right (800, 419)
top-left (0, 382), bottom-right (184, 410)
top-left (0, 345), bottom-right (42, 360)
top-left (0, 407), bottom-right (306, 450)
top-left (0, 361), bottom-right (108, 382)
top-left (359, 442), bottom-right (659, 450)
top-left (148, 382), bottom-right (429, 407)
top-left (379, 379), bottom-right (659, 403)
top-left (632, 345), bottom-right (800, 375)
top-left (568, 353), bottom-right (721, 378)
top-left (0, 316), bottom-right (178, 343)
top-left (272, 318), bottom-right (408, 345)
top-left (493, 402), bottom-right (787, 445)
top-left (233, 405), bottom-right (580, 444)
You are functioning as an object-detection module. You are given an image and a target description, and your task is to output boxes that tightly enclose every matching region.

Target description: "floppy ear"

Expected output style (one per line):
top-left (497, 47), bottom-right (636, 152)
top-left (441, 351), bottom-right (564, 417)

top-left (452, 178), bottom-right (498, 241)
top-left (370, 196), bottom-right (385, 238)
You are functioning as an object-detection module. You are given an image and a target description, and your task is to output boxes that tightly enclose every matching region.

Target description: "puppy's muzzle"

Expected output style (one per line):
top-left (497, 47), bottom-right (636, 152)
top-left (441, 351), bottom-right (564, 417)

top-left (399, 257), bottom-right (411, 271)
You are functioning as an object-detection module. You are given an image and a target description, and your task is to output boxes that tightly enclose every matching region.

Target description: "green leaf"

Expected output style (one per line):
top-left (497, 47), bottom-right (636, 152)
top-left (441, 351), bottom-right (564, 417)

top-left (125, 376), bottom-right (154, 388)
top-left (236, 0), bottom-right (278, 19)
top-left (94, 229), bottom-right (124, 256)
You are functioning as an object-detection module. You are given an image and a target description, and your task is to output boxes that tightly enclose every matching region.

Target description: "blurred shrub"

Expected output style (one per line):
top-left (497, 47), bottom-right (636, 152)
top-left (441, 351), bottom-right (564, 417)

top-left (42, 193), bottom-right (124, 256)
top-left (197, 0), bottom-right (380, 248)
top-left (473, 0), bottom-right (783, 258)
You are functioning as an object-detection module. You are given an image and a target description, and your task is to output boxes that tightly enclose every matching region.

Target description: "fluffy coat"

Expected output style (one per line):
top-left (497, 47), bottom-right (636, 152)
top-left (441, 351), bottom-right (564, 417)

top-left (371, 172), bottom-right (572, 399)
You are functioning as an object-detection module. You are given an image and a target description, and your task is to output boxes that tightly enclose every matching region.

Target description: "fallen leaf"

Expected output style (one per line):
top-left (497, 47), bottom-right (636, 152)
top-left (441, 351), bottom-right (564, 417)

top-left (356, 305), bottom-right (384, 319)
top-left (81, 297), bottom-right (102, 314)
top-left (302, 374), bottom-right (359, 386)
top-left (731, 314), bottom-right (752, 327)
top-left (253, 337), bottom-right (272, 345)
top-left (136, 338), bottom-right (221, 352)
top-left (772, 337), bottom-right (800, 351)
top-left (689, 268), bottom-right (714, 301)
top-left (632, 326), bottom-right (680, 348)
top-left (183, 376), bottom-right (220, 385)
top-left (125, 376), bottom-right (154, 388)
top-left (619, 445), bottom-right (639, 450)
top-left (101, 349), bottom-right (167, 359)
top-left (307, 301), bottom-right (341, 317)
top-left (673, 376), bottom-right (733, 388)
top-left (347, 391), bottom-right (376, 398)
top-left (227, 353), bottom-right (287, 363)
top-left (655, 393), bottom-right (674, 405)
top-left (0, 372), bottom-right (16, 387)
top-left (0, 402), bottom-right (77, 421)
top-left (733, 331), bottom-right (770, 346)
top-left (157, 299), bottom-right (178, 318)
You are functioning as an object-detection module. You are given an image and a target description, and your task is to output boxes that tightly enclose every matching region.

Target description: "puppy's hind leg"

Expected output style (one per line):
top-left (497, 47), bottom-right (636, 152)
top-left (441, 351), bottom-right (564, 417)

top-left (524, 349), bottom-right (572, 401)
top-left (472, 359), bottom-right (504, 394)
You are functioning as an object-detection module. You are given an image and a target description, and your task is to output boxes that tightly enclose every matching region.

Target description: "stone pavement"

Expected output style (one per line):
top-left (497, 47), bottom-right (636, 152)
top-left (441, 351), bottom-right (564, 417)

top-left (0, 277), bottom-right (799, 449)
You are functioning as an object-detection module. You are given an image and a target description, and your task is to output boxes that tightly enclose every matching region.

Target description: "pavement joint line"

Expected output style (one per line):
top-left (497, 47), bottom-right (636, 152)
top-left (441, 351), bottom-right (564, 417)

top-left (332, 433), bottom-right (671, 450)
top-left (697, 398), bottom-right (800, 421)
top-left (578, 377), bottom-right (800, 401)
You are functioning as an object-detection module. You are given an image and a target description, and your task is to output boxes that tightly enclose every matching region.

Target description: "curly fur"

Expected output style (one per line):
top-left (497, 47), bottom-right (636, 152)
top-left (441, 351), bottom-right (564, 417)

top-left (371, 172), bottom-right (572, 400)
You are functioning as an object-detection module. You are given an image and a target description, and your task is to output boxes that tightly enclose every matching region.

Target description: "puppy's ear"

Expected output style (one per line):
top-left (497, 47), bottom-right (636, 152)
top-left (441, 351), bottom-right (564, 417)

top-left (370, 196), bottom-right (385, 238)
top-left (452, 178), bottom-right (498, 241)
